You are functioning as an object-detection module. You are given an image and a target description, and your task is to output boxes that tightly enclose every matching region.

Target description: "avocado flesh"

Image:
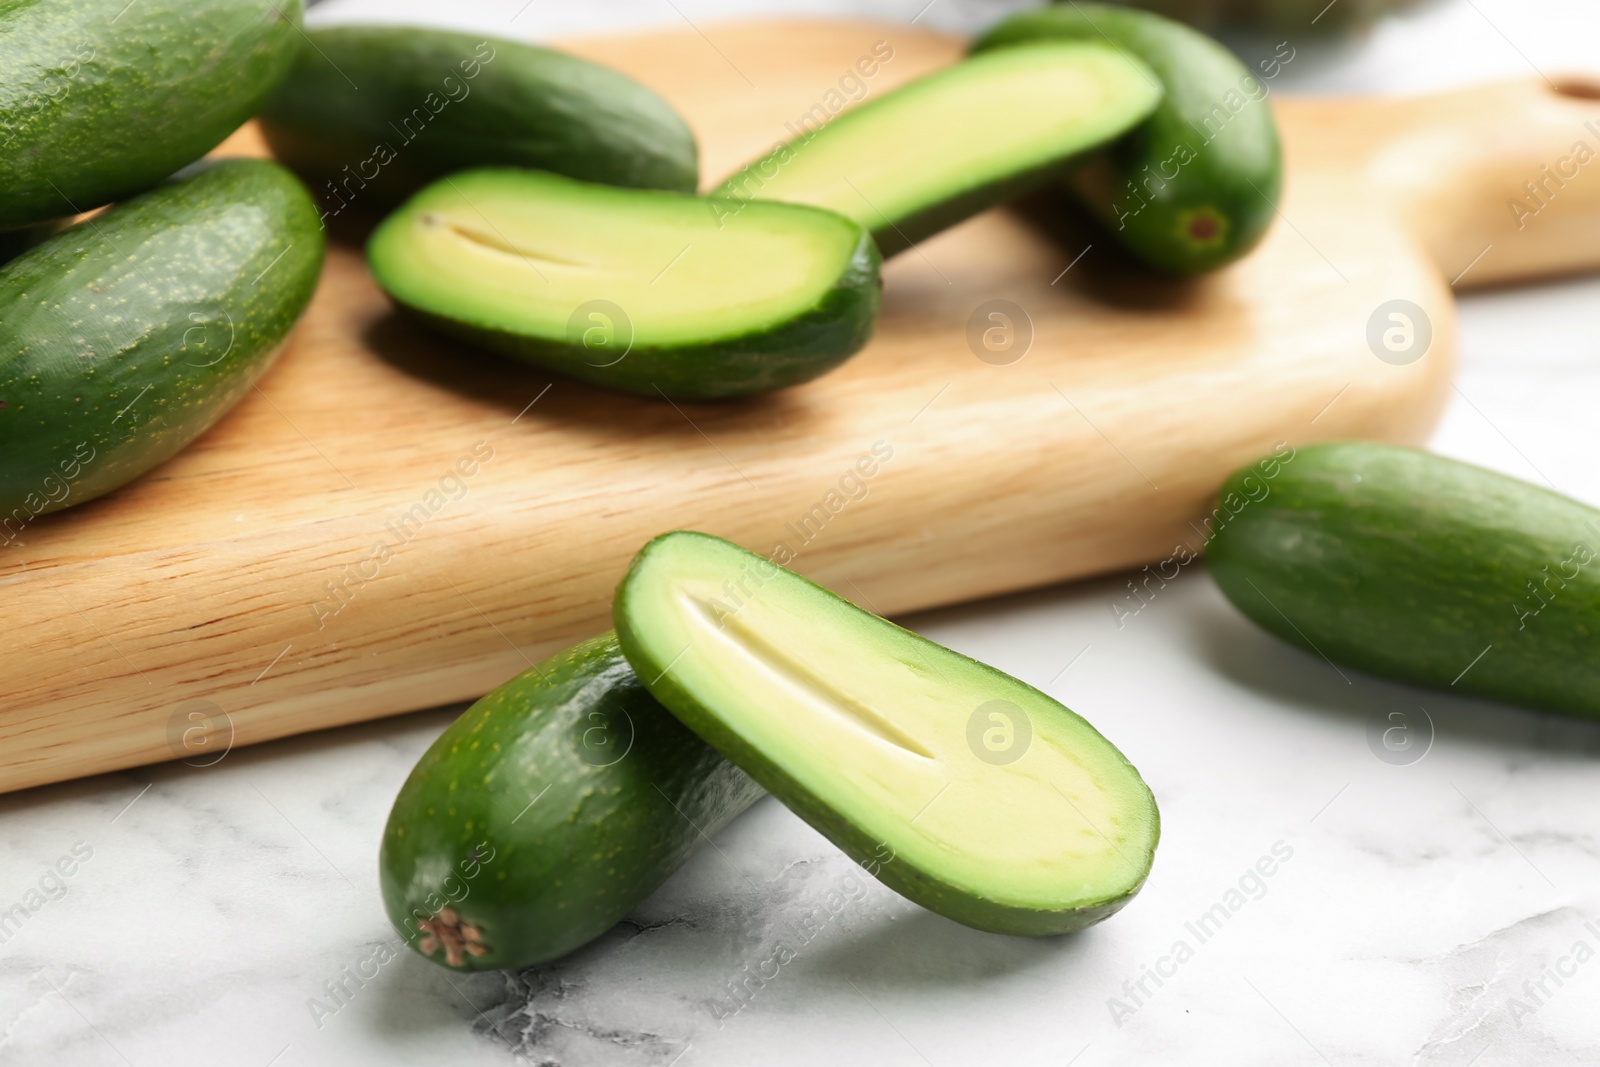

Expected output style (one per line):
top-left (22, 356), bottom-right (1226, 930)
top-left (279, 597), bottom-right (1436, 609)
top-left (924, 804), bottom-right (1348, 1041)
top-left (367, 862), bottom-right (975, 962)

top-left (367, 169), bottom-right (882, 398)
top-left (615, 532), bottom-right (1159, 935)
top-left (713, 41), bottom-right (1162, 254)
top-left (972, 5), bottom-right (1284, 275)
top-left (371, 170), bottom-right (859, 343)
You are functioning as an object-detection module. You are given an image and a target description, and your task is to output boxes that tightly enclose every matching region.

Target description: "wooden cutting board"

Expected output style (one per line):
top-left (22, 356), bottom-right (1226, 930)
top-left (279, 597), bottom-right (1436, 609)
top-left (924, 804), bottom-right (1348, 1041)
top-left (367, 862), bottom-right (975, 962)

top-left (6, 20), bottom-right (1600, 794)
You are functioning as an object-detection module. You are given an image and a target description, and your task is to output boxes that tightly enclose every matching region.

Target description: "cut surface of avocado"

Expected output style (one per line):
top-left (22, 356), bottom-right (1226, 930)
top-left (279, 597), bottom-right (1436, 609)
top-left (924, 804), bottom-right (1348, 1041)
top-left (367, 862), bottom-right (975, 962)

top-left (971, 5), bottom-right (1283, 275)
top-left (712, 41), bottom-right (1162, 255)
top-left (614, 532), bottom-right (1159, 935)
top-left (367, 168), bottom-right (881, 398)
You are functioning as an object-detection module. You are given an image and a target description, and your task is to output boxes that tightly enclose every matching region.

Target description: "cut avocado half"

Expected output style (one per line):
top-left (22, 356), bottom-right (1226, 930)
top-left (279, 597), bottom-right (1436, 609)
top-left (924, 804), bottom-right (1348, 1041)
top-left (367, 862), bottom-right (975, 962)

top-left (613, 532), bottom-right (1159, 936)
top-left (972, 5), bottom-right (1283, 276)
top-left (711, 41), bottom-right (1162, 256)
top-left (367, 169), bottom-right (881, 399)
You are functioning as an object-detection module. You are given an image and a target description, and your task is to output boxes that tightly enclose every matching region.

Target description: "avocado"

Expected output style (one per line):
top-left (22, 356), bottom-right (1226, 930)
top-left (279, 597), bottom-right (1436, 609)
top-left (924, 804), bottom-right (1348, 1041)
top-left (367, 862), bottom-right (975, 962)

top-left (1114, 0), bottom-right (1414, 34)
top-left (614, 531), bottom-right (1160, 936)
top-left (366, 168), bottom-right (882, 399)
top-left (711, 41), bottom-right (1162, 256)
top-left (0, 160), bottom-right (324, 534)
top-left (257, 24), bottom-right (699, 219)
top-left (379, 632), bottom-right (764, 971)
top-left (1209, 442), bottom-right (1600, 719)
top-left (973, 5), bottom-right (1283, 275)
top-left (0, 0), bottom-right (302, 230)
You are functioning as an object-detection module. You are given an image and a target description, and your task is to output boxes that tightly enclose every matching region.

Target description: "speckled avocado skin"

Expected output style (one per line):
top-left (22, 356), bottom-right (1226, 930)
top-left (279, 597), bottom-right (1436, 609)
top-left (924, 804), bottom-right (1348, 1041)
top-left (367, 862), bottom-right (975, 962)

top-left (0, 0), bottom-right (303, 229)
top-left (257, 25), bottom-right (700, 210)
top-left (1209, 442), bottom-right (1600, 718)
top-left (379, 632), bottom-right (764, 972)
top-left (0, 159), bottom-right (324, 526)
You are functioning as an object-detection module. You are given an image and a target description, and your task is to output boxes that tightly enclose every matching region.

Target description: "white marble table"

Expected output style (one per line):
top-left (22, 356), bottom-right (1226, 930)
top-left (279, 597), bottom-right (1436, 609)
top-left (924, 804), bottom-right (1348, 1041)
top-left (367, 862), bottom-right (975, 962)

top-left (6, 2), bottom-right (1600, 1064)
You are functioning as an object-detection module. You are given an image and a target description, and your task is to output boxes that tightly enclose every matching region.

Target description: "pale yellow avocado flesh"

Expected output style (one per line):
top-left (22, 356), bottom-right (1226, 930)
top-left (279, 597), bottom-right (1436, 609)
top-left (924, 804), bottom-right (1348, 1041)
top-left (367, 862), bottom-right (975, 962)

top-left (715, 41), bottom-right (1163, 235)
top-left (368, 170), bottom-right (867, 346)
top-left (615, 533), bottom-right (1159, 923)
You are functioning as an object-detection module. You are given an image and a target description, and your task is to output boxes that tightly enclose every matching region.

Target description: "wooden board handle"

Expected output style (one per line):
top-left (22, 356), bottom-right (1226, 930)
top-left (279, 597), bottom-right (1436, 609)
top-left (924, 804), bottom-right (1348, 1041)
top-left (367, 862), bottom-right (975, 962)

top-left (1320, 76), bottom-right (1600, 287)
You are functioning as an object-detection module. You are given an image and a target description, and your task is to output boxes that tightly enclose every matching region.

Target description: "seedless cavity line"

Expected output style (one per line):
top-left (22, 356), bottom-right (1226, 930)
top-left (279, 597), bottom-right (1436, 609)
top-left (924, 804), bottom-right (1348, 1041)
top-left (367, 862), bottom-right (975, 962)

top-left (683, 593), bottom-right (939, 760)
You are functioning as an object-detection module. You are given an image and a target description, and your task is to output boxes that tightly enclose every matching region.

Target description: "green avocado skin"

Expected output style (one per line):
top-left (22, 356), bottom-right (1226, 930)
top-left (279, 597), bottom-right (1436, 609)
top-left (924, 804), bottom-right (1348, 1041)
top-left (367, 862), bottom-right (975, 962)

top-left (1117, 0), bottom-right (1409, 33)
top-left (1209, 442), bottom-right (1600, 718)
top-left (973, 4), bottom-right (1283, 276)
top-left (0, 0), bottom-right (302, 230)
top-left (258, 25), bottom-right (700, 213)
top-left (614, 531), bottom-right (1158, 937)
top-left (0, 160), bottom-right (324, 530)
top-left (379, 632), bottom-right (764, 972)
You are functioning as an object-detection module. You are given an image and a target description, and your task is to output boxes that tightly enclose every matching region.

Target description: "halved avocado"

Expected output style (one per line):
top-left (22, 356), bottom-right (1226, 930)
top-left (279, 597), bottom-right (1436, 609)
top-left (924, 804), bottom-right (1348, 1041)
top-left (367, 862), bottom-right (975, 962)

top-left (973, 5), bottom-right (1283, 275)
top-left (367, 169), bottom-right (881, 399)
top-left (711, 41), bottom-right (1162, 256)
top-left (613, 532), bottom-right (1160, 936)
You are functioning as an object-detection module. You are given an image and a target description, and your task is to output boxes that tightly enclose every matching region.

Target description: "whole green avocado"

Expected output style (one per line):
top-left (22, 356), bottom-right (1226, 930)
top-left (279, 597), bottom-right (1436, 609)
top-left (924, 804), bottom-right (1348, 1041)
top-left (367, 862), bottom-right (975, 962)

top-left (258, 25), bottom-right (701, 214)
top-left (1209, 442), bottom-right (1600, 718)
top-left (0, 160), bottom-right (324, 533)
top-left (0, 0), bottom-right (304, 229)
top-left (380, 633), bottom-right (764, 971)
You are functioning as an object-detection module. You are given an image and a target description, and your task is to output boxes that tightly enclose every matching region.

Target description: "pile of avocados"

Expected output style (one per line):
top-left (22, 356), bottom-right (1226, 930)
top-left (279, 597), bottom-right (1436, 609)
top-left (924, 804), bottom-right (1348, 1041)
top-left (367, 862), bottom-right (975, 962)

top-left (8, 0), bottom-right (1592, 989)
top-left (268, 12), bottom-right (1284, 397)
top-left (1, 0), bottom-right (1285, 526)
top-left (384, 532), bottom-right (1162, 969)
top-left (386, 439), bottom-right (1600, 972)
top-left (0, 0), bottom-right (325, 523)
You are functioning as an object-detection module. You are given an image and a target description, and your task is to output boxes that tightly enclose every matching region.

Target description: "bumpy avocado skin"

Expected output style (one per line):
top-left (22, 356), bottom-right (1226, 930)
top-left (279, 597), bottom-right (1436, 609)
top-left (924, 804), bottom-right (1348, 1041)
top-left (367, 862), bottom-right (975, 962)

top-left (0, 0), bottom-right (303, 229)
top-left (974, 4), bottom-right (1283, 275)
top-left (1209, 442), bottom-right (1600, 718)
top-left (258, 25), bottom-right (700, 212)
top-left (380, 633), bottom-right (764, 972)
top-left (0, 160), bottom-right (324, 527)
